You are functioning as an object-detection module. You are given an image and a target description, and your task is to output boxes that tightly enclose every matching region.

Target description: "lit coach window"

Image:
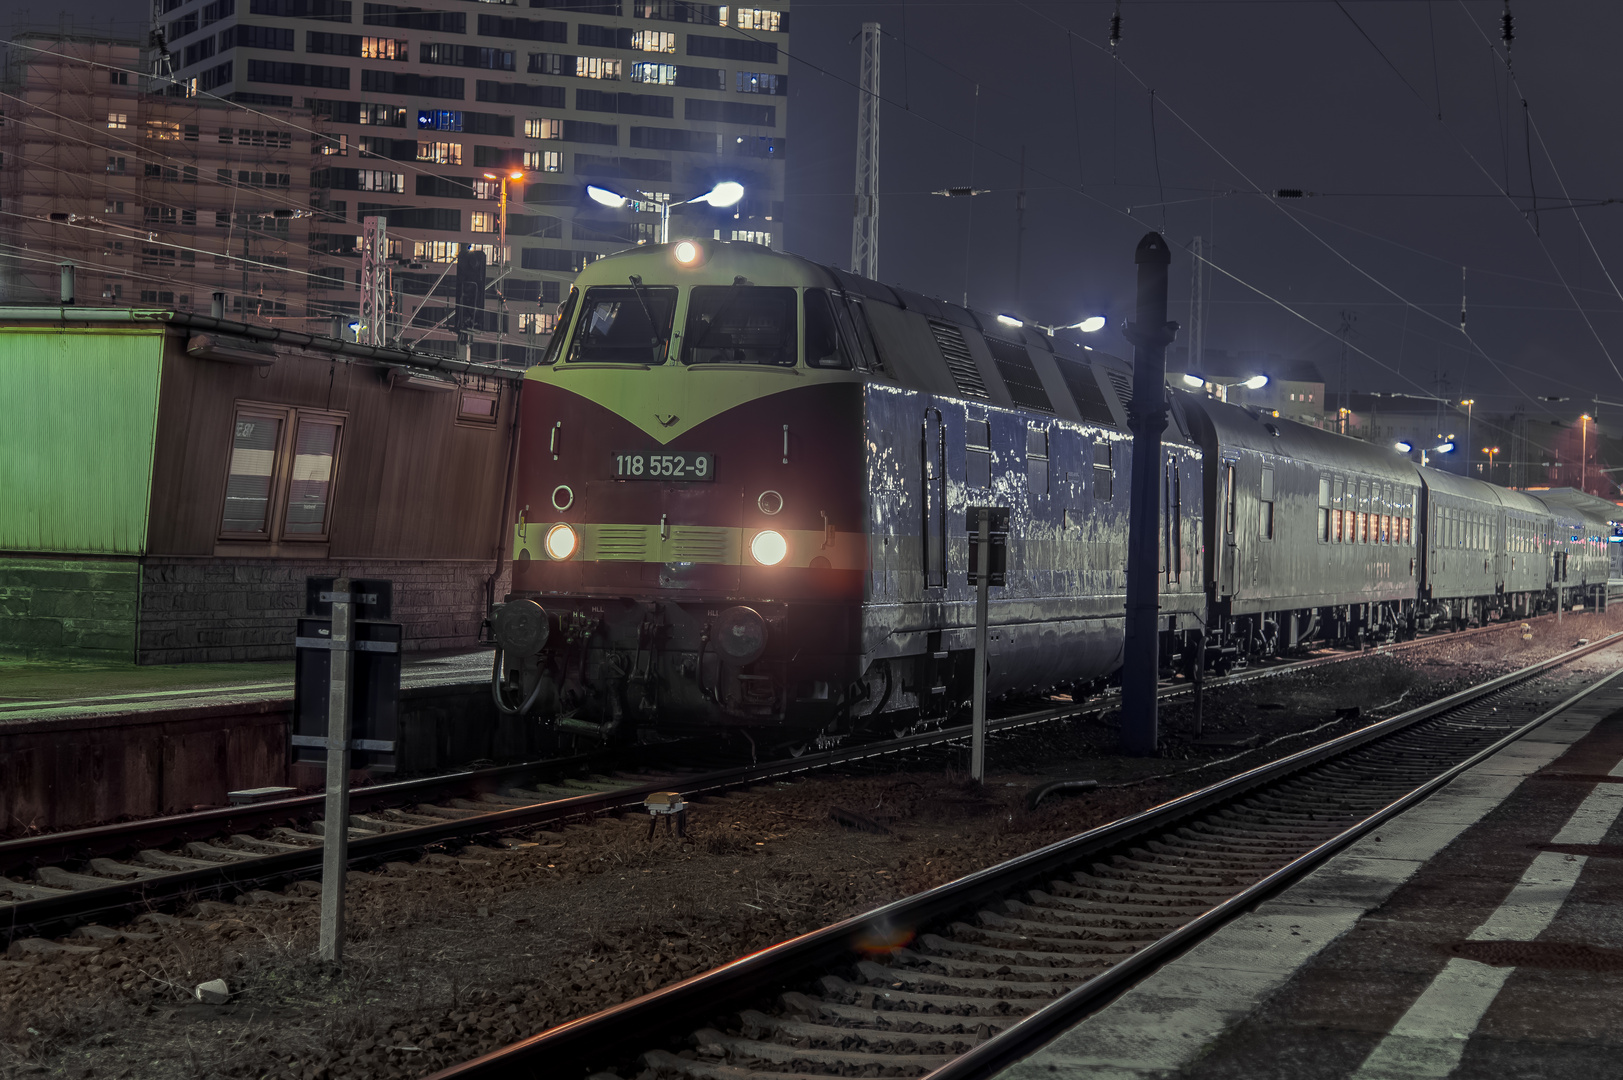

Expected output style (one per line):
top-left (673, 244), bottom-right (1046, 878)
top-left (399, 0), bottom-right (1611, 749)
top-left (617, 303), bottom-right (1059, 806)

top-left (750, 529), bottom-right (788, 566)
top-left (545, 523), bottom-right (578, 561)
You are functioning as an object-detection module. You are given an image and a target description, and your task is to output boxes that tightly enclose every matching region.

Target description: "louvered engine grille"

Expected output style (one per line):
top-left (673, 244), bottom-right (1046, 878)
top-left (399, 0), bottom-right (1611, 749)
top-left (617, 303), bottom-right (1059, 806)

top-left (1103, 368), bottom-right (1135, 411)
top-left (668, 526), bottom-right (730, 563)
top-left (927, 321), bottom-right (989, 399)
top-left (594, 525), bottom-right (649, 561)
top-left (984, 336), bottom-right (1054, 413)
top-left (1056, 360), bottom-right (1119, 426)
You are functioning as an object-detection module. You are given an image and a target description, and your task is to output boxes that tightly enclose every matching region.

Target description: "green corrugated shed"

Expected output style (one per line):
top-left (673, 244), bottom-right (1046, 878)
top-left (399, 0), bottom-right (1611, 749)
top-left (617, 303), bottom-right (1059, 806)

top-left (0, 326), bottom-right (164, 554)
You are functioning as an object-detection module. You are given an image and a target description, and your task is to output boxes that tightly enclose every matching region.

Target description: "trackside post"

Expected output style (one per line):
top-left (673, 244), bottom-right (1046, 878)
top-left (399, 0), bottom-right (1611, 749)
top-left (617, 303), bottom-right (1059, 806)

top-left (968, 507), bottom-right (1008, 782)
top-left (1121, 233), bottom-right (1179, 756)
top-left (319, 577), bottom-right (355, 964)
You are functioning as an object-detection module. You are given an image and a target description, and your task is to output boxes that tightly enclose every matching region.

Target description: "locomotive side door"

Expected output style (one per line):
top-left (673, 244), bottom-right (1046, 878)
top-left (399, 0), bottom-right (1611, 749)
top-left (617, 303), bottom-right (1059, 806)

top-left (921, 407), bottom-right (946, 589)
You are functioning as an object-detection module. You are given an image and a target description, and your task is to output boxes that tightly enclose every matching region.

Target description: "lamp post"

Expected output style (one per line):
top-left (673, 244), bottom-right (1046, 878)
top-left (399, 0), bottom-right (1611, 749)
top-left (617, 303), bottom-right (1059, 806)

top-left (587, 181), bottom-right (745, 243)
top-left (995, 313), bottom-right (1107, 339)
top-left (1398, 440), bottom-right (1454, 468)
top-left (1461, 399), bottom-right (1474, 475)
top-left (482, 169), bottom-right (526, 268)
top-left (1484, 446), bottom-right (1500, 483)
top-left (1581, 414), bottom-right (1591, 493)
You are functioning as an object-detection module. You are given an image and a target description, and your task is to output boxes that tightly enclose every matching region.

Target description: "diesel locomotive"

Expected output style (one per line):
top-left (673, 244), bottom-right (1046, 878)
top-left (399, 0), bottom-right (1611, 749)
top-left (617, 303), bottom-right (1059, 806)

top-left (487, 239), bottom-right (1613, 748)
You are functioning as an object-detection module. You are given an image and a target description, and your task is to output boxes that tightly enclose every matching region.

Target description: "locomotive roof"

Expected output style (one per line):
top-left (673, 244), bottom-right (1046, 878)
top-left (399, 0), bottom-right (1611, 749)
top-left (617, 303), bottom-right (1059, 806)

top-left (1178, 392), bottom-right (1422, 483)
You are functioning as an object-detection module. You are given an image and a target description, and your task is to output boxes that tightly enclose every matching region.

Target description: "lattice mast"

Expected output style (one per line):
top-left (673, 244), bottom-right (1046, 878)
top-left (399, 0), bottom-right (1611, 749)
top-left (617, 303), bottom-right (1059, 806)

top-left (360, 215), bottom-right (387, 345)
top-left (849, 21), bottom-right (881, 279)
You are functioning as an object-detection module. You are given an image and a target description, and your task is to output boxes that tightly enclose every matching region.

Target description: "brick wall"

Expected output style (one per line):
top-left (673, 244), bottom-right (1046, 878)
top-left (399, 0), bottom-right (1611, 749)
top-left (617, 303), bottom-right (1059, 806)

top-left (0, 557), bottom-right (141, 660)
top-left (138, 558), bottom-right (510, 664)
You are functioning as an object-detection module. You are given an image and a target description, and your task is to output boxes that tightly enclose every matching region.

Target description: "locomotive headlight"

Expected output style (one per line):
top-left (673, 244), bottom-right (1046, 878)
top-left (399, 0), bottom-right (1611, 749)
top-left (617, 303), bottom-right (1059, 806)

top-left (750, 529), bottom-right (788, 566)
top-left (673, 240), bottom-right (700, 266)
top-left (544, 523), bottom-right (578, 561)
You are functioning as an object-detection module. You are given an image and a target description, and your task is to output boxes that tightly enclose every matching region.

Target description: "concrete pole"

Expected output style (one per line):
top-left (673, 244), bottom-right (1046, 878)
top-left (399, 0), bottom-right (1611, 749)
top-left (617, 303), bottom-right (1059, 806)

top-left (1120, 233), bottom-right (1178, 756)
top-left (971, 511), bottom-right (991, 783)
top-left (318, 577), bottom-right (355, 965)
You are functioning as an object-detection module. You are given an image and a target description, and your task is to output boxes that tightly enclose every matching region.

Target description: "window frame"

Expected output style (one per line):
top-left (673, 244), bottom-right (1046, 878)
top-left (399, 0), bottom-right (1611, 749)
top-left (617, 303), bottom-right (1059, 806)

top-left (456, 387), bottom-right (500, 427)
top-left (217, 401), bottom-right (347, 544)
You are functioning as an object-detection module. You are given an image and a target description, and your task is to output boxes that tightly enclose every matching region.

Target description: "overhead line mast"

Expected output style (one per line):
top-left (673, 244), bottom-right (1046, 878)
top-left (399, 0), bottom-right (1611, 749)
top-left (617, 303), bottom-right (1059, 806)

top-left (850, 21), bottom-right (881, 280)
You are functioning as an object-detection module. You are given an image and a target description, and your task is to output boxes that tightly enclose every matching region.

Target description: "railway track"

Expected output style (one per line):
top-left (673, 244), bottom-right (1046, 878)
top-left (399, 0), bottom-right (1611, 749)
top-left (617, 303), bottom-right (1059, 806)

top-left (419, 631), bottom-right (1623, 1080)
top-left (0, 612), bottom-right (1588, 946)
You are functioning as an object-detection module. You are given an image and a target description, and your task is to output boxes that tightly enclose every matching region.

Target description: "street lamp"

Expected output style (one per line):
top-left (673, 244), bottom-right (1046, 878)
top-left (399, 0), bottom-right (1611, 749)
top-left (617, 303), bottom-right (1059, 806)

top-left (1461, 399), bottom-right (1474, 475)
top-left (587, 181), bottom-right (746, 244)
top-left (1000, 314), bottom-right (1109, 337)
top-left (1185, 372), bottom-right (1268, 402)
top-left (1397, 440), bottom-right (1454, 467)
top-left (1581, 413), bottom-right (1591, 493)
top-left (1484, 445), bottom-right (1500, 481)
top-left (482, 169), bottom-right (526, 267)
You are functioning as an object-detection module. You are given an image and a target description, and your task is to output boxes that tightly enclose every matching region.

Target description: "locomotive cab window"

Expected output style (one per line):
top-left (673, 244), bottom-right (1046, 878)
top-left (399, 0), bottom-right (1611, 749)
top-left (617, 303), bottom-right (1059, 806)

top-left (682, 285), bottom-right (797, 366)
top-left (539, 286), bottom-right (577, 365)
top-left (803, 288), bottom-right (853, 369)
top-left (567, 284), bottom-right (676, 364)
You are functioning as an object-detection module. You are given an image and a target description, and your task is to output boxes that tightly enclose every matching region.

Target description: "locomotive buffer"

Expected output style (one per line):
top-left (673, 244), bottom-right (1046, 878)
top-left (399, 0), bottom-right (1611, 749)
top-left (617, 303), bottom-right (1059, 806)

top-left (968, 506), bottom-right (1009, 782)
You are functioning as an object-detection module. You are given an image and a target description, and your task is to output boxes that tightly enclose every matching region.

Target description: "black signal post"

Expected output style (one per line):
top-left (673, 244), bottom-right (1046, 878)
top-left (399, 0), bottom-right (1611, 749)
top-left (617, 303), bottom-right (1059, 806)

top-left (1121, 233), bottom-right (1178, 756)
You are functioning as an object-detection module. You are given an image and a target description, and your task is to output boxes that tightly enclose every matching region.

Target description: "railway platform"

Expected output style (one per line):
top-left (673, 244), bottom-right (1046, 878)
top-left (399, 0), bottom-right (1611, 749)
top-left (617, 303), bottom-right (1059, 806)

top-left (0, 649), bottom-right (509, 836)
top-left (996, 665), bottom-right (1623, 1079)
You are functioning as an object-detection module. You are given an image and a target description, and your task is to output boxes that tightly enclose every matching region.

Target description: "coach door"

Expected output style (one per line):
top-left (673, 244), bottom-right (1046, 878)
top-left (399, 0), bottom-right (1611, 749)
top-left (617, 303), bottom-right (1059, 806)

top-left (921, 408), bottom-right (946, 588)
top-left (1219, 459), bottom-right (1239, 598)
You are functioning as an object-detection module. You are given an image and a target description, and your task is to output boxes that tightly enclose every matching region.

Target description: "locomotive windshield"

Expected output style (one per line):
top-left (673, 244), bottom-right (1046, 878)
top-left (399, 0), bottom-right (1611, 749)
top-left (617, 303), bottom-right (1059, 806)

top-left (681, 285), bottom-right (797, 366)
top-left (567, 285), bottom-right (677, 364)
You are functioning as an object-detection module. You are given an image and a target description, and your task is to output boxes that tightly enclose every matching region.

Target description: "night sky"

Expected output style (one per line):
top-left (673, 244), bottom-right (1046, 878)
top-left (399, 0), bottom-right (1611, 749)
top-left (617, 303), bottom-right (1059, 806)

top-left (15, 0), bottom-right (1623, 428)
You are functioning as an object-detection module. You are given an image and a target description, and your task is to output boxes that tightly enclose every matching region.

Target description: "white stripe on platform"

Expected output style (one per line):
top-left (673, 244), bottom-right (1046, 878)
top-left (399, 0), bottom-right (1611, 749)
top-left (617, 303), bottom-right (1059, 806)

top-left (1348, 760), bottom-right (1623, 1079)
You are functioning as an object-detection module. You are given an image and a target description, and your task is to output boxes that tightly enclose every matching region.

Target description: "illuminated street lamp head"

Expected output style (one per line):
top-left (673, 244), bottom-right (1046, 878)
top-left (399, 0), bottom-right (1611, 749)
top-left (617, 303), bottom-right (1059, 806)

top-left (1243, 374), bottom-right (1269, 390)
top-left (482, 172), bottom-right (496, 180)
top-left (1435, 442), bottom-right (1456, 454)
top-left (996, 314), bottom-right (1023, 328)
top-left (509, 170), bottom-right (525, 181)
top-left (1077, 315), bottom-right (1107, 333)
top-left (1395, 441), bottom-right (1414, 453)
top-left (586, 184), bottom-right (628, 209)
top-left (1182, 373), bottom-right (1205, 388)
top-left (699, 180), bottom-right (746, 207)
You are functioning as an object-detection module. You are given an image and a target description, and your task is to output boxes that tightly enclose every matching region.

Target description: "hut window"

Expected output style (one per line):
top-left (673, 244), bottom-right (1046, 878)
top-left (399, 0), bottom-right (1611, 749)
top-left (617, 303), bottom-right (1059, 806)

top-left (219, 403), bottom-right (346, 543)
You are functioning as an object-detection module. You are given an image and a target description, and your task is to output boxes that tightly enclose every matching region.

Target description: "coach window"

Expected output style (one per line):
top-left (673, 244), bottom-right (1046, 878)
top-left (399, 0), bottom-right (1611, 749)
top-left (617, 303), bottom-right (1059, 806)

top-left (966, 418), bottom-right (991, 489)
top-left (1356, 480), bottom-right (1368, 543)
top-left (1317, 475), bottom-right (1331, 542)
top-left (1259, 465), bottom-right (1275, 540)
top-left (1093, 442), bottom-right (1114, 501)
top-left (1028, 425), bottom-right (1049, 495)
top-left (219, 404), bottom-right (346, 542)
top-left (803, 289), bottom-right (853, 369)
top-left (568, 284), bottom-right (676, 363)
top-left (1333, 476), bottom-right (1345, 542)
top-left (683, 285), bottom-right (797, 366)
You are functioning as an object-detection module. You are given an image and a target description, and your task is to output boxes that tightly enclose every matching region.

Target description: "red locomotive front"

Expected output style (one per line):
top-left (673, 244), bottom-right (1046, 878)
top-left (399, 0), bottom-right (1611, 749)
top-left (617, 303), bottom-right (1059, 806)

top-left (491, 241), bottom-right (871, 747)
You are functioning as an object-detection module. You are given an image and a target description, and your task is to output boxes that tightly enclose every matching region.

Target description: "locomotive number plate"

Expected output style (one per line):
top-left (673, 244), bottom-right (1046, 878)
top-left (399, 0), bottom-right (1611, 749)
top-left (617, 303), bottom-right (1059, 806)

top-left (613, 450), bottom-right (715, 481)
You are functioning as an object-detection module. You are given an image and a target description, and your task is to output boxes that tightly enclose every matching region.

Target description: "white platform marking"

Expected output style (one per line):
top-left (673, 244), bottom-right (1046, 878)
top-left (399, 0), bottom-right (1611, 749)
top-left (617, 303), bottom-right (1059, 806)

top-left (1348, 760), bottom-right (1623, 1079)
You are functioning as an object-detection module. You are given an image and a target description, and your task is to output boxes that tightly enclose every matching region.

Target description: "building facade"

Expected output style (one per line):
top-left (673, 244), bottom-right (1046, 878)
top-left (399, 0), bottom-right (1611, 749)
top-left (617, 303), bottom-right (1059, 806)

top-left (158, 0), bottom-right (789, 363)
top-left (0, 34), bottom-right (312, 320)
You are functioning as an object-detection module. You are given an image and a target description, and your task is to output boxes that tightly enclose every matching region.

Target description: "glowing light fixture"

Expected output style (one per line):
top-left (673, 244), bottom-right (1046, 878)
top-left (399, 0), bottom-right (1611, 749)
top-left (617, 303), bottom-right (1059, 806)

top-left (1435, 441), bottom-right (1455, 454)
top-left (673, 240), bottom-right (700, 265)
top-left (1182, 373), bottom-right (1205, 388)
top-left (1243, 374), bottom-right (1269, 390)
top-left (586, 184), bottom-right (628, 209)
top-left (1077, 316), bottom-right (1107, 333)
top-left (750, 529), bottom-right (788, 566)
top-left (544, 523), bottom-right (578, 561)
top-left (996, 314), bottom-right (1023, 328)
top-left (1395, 441), bottom-right (1413, 453)
top-left (699, 181), bottom-right (745, 208)
top-left (509, 170), bottom-right (525, 181)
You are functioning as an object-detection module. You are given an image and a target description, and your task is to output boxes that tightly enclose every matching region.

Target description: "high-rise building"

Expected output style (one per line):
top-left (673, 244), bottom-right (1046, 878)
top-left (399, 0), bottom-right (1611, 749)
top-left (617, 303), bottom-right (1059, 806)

top-left (0, 33), bottom-right (312, 320)
top-left (158, 0), bottom-right (789, 363)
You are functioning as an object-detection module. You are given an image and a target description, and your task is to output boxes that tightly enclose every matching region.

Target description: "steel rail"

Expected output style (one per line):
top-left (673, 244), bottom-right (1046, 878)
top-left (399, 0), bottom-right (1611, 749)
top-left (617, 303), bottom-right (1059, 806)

top-left (417, 631), bottom-right (1623, 1080)
top-left (1, 615), bottom-right (1586, 942)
